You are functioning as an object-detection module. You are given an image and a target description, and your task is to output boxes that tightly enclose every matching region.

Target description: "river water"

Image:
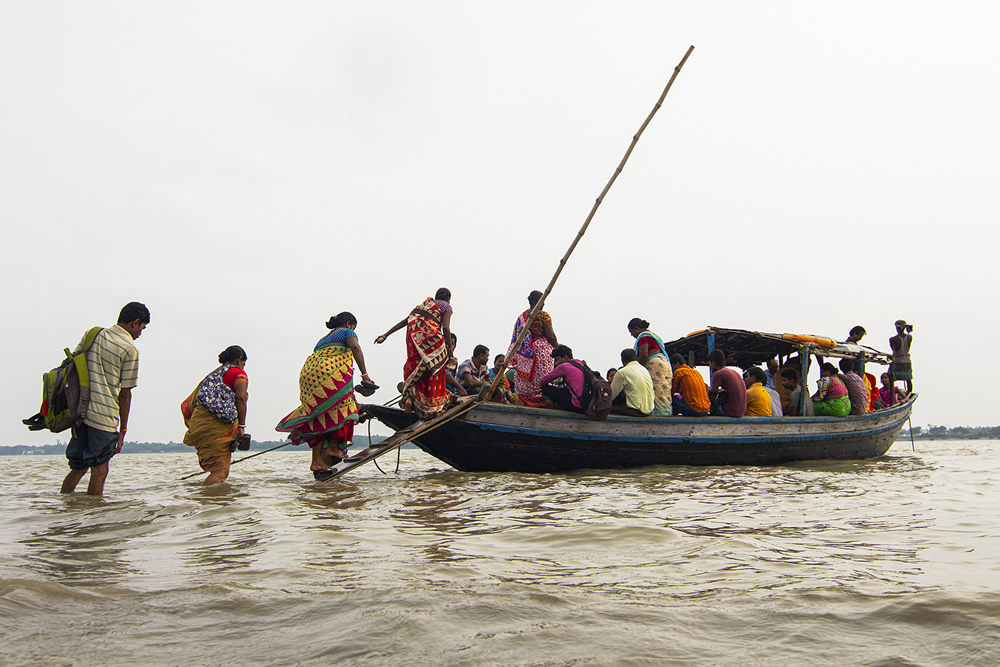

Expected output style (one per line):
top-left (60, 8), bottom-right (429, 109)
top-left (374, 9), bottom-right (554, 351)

top-left (1, 439), bottom-right (999, 665)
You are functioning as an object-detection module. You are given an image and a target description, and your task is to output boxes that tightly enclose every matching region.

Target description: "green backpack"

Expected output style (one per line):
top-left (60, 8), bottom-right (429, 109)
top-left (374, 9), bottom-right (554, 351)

top-left (23, 327), bottom-right (104, 433)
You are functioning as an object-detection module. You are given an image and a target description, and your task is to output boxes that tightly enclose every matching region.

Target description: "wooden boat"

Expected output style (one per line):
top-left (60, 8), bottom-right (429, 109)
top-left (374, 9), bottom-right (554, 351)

top-left (365, 326), bottom-right (917, 473)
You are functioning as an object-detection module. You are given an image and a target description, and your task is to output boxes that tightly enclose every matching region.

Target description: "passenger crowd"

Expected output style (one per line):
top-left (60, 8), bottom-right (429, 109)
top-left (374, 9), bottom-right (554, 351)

top-left (48, 295), bottom-right (914, 493)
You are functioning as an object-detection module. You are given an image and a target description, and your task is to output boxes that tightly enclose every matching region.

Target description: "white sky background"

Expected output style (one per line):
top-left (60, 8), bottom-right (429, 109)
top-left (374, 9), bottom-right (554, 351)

top-left (1, 1), bottom-right (996, 446)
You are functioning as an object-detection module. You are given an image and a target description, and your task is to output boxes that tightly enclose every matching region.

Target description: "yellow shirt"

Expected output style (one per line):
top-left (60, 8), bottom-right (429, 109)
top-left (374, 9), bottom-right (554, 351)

top-left (745, 382), bottom-right (772, 417)
top-left (610, 361), bottom-right (654, 415)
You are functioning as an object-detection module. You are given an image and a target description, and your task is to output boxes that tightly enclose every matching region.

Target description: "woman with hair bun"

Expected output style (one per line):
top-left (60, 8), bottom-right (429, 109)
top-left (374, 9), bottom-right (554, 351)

top-left (277, 311), bottom-right (374, 479)
top-left (181, 345), bottom-right (249, 485)
top-left (507, 290), bottom-right (559, 408)
top-left (627, 318), bottom-right (673, 416)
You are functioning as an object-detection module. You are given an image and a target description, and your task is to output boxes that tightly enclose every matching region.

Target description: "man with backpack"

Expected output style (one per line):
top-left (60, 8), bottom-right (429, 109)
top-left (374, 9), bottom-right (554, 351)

top-left (539, 345), bottom-right (587, 414)
top-left (61, 302), bottom-right (149, 495)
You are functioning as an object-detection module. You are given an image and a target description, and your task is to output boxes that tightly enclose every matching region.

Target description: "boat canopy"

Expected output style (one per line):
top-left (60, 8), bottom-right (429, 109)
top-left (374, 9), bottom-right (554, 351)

top-left (662, 327), bottom-right (893, 370)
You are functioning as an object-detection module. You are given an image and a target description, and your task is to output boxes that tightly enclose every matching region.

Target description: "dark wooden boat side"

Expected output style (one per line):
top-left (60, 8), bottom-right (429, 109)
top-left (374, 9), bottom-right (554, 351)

top-left (365, 396), bottom-right (916, 473)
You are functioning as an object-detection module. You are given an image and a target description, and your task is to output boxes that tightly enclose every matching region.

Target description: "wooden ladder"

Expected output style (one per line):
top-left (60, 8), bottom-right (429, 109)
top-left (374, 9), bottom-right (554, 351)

top-left (321, 396), bottom-right (479, 481)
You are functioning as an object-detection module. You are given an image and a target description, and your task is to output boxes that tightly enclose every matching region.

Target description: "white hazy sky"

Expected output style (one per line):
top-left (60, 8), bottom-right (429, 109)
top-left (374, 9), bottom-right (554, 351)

top-left (2, 2), bottom-right (997, 446)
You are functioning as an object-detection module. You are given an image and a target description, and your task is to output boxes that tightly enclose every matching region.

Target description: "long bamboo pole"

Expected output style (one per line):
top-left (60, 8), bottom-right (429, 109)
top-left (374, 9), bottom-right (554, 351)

top-left (484, 45), bottom-right (695, 400)
top-left (335, 45), bottom-right (697, 480)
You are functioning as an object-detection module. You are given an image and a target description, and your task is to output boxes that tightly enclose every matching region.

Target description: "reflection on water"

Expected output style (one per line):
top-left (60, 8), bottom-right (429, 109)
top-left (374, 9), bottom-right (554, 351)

top-left (1, 442), bottom-right (1000, 664)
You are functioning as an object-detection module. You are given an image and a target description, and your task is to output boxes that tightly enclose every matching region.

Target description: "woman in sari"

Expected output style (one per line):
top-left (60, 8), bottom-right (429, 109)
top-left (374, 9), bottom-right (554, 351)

top-left (507, 290), bottom-right (558, 408)
top-left (181, 345), bottom-right (248, 486)
top-left (375, 287), bottom-right (454, 418)
top-left (627, 318), bottom-right (673, 416)
top-left (811, 362), bottom-right (851, 417)
top-left (277, 312), bottom-right (373, 480)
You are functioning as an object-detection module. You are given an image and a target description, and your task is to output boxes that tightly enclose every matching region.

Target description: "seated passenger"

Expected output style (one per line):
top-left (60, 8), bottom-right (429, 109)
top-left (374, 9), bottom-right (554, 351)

top-left (743, 367), bottom-right (773, 417)
top-left (669, 354), bottom-right (710, 417)
top-left (864, 371), bottom-right (879, 412)
top-left (780, 368), bottom-right (814, 416)
top-left (458, 344), bottom-right (493, 395)
top-left (812, 363), bottom-right (851, 417)
top-left (610, 349), bottom-right (654, 417)
top-left (445, 333), bottom-right (466, 396)
top-left (875, 372), bottom-right (906, 409)
top-left (765, 358), bottom-right (778, 388)
top-left (708, 350), bottom-right (747, 417)
top-left (837, 358), bottom-right (869, 416)
top-left (489, 354), bottom-right (516, 404)
top-left (756, 367), bottom-right (784, 416)
top-left (539, 345), bottom-right (587, 413)
top-left (607, 368), bottom-right (617, 385)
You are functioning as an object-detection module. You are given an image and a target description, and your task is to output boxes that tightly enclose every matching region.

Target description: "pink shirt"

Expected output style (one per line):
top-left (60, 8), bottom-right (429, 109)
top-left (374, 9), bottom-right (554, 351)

top-left (540, 360), bottom-right (586, 408)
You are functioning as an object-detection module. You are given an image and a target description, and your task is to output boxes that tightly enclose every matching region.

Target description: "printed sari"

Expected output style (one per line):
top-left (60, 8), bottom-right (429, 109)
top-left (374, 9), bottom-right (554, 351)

top-left (181, 365), bottom-right (247, 477)
top-left (813, 376), bottom-right (850, 417)
top-left (634, 331), bottom-right (673, 416)
top-left (181, 392), bottom-right (238, 475)
top-left (402, 298), bottom-right (451, 418)
top-left (508, 309), bottom-right (554, 408)
top-left (276, 338), bottom-right (358, 449)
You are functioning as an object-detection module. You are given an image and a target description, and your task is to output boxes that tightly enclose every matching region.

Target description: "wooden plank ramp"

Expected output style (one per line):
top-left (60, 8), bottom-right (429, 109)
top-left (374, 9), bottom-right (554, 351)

top-left (321, 396), bottom-right (479, 481)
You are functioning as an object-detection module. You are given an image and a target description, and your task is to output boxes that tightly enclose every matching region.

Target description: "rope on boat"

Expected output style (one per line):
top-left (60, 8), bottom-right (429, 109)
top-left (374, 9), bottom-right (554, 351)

top-left (369, 415), bottom-right (401, 474)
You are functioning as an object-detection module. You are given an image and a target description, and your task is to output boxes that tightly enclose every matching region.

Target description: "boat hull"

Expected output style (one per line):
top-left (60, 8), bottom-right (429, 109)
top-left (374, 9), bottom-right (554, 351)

top-left (365, 398), bottom-right (915, 473)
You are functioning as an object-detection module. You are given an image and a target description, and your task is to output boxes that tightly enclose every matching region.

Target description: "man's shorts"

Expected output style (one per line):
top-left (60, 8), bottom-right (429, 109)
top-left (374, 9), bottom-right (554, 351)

top-left (65, 424), bottom-right (118, 470)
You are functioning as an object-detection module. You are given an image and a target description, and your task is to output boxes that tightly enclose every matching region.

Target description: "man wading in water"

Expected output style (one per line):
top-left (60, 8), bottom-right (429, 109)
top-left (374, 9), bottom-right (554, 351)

top-left (62, 302), bottom-right (149, 495)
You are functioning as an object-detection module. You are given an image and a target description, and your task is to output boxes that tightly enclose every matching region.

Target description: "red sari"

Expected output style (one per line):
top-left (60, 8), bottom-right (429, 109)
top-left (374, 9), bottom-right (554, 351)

top-left (508, 309), bottom-right (554, 408)
top-left (402, 298), bottom-right (451, 418)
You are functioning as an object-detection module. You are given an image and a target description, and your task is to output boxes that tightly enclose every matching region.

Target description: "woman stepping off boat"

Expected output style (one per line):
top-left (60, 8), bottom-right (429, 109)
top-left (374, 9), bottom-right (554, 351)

top-left (181, 345), bottom-right (249, 486)
top-left (508, 290), bottom-right (559, 408)
top-left (627, 318), bottom-right (673, 416)
top-left (375, 288), bottom-right (455, 419)
top-left (277, 312), bottom-right (374, 479)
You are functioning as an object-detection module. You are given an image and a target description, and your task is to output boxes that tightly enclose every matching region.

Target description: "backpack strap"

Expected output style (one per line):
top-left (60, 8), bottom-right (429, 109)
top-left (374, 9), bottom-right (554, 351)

top-left (565, 360), bottom-right (592, 402)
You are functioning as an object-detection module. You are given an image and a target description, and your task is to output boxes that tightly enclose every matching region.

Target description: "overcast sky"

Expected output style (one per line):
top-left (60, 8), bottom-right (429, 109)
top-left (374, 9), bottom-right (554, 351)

top-left (1, 2), bottom-right (996, 447)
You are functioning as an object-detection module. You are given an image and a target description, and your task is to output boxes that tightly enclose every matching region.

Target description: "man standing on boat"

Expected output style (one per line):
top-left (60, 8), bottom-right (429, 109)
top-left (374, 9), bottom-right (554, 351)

top-left (889, 320), bottom-right (914, 395)
top-left (708, 350), bottom-right (746, 417)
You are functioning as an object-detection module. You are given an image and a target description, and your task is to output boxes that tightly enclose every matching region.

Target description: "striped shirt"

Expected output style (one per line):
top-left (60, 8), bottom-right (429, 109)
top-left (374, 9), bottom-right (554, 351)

top-left (78, 324), bottom-right (139, 431)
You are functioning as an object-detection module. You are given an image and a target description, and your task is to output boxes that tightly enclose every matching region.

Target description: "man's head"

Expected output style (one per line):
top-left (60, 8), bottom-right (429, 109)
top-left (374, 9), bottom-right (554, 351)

top-left (779, 368), bottom-right (799, 391)
top-left (551, 344), bottom-right (574, 366)
top-left (838, 358), bottom-right (855, 374)
top-left (620, 348), bottom-right (638, 366)
top-left (669, 353), bottom-right (686, 370)
top-left (766, 358), bottom-right (778, 375)
top-left (895, 319), bottom-right (912, 333)
top-left (708, 349), bottom-right (727, 372)
top-left (744, 366), bottom-right (767, 388)
top-left (473, 344), bottom-right (490, 366)
top-left (848, 325), bottom-right (866, 343)
top-left (118, 301), bottom-right (150, 340)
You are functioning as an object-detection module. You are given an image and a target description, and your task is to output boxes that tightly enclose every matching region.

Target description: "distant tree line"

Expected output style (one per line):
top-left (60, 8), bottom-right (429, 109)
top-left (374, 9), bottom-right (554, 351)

top-left (901, 425), bottom-right (1000, 440)
top-left (0, 436), bottom-right (387, 456)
